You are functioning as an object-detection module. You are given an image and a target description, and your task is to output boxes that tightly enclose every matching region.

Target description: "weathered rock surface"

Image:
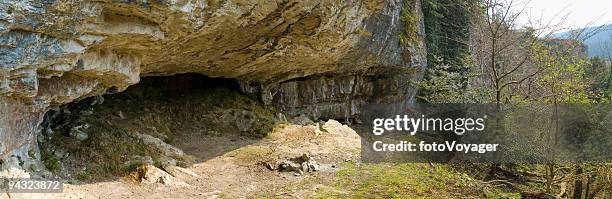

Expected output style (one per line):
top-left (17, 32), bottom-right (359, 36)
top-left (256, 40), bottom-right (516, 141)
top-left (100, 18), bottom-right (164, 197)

top-left (0, 0), bottom-right (426, 167)
top-left (133, 165), bottom-right (190, 187)
top-left (130, 132), bottom-right (185, 158)
top-left (163, 165), bottom-right (199, 179)
top-left (321, 119), bottom-right (357, 136)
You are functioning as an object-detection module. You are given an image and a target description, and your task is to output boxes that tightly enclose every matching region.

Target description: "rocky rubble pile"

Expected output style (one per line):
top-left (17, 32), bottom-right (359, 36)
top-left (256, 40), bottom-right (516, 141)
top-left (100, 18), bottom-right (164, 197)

top-left (266, 153), bottom-right (321, 176)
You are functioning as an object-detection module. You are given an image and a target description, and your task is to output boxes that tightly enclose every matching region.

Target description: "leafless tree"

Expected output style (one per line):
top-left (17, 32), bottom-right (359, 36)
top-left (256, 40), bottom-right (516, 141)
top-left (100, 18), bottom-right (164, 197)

top-left (471, 0), bottom-right (567, 104)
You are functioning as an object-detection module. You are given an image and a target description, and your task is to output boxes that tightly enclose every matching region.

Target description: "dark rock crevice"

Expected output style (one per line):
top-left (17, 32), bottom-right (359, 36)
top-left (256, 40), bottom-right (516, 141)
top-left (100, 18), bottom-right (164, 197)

top-left (252, 66), bottom-right (421, 121)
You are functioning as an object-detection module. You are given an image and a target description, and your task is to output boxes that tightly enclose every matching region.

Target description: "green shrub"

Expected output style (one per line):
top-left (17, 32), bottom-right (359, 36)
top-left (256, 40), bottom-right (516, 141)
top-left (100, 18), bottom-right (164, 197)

top-left (41, 150), bottom-right (60, 172)
top-left (399, 0), bottom-right (418, 45)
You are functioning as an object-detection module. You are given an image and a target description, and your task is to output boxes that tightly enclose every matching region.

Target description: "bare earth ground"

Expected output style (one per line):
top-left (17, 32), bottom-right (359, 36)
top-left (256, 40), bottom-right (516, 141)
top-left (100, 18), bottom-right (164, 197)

top-left (4, 122), bottom-right (361, 199)
top-left (3, 121), bottom-right (521, 199)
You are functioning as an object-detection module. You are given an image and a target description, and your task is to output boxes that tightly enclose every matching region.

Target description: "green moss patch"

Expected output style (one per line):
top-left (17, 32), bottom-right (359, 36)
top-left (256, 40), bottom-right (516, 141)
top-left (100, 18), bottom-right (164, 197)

top-left (399, 0), bottom-right (419, 45)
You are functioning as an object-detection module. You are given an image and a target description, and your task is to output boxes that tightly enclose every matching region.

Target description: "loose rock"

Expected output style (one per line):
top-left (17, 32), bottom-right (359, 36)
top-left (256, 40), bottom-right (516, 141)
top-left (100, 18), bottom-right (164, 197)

top-left (322, 120), bottom-right (357, 136)
top-left (133, 165), bottom-right (190, 187)
top-left (274, 153), bottom-right (321, 175)
top-left (69, 123), bottom-right (90, 141)
top-left (131, 132), bottom-right (185, 158)
top-left (164, 166), bottom-right (199, 179)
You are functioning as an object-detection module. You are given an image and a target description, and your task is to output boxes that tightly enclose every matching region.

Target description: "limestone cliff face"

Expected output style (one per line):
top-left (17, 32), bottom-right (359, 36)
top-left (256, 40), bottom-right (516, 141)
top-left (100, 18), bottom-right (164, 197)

top-left (0, 0), bottom-right (426, 162)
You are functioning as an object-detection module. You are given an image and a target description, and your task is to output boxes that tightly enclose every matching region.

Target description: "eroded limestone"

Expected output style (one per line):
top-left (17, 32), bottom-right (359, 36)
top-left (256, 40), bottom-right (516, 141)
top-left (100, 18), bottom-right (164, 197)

top-left (0, 0), bottom-right (427, 169)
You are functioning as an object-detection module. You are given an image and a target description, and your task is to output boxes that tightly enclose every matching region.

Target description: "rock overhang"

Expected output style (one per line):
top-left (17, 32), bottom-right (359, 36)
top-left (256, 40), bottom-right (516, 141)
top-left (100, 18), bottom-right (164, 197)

top-left (0, 0), bottom-right (426, 165)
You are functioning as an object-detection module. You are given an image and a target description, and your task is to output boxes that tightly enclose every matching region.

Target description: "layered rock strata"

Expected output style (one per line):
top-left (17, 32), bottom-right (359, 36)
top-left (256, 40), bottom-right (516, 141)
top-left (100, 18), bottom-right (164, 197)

top-left (0, 0), bottom-right (426, 167)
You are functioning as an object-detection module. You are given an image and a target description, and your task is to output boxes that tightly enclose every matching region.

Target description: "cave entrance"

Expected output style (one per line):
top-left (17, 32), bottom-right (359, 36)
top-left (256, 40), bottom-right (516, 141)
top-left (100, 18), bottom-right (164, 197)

top-left (38, 73), bottom-right (276, 181)
top-left (117, 73), bottom-right (242, 99)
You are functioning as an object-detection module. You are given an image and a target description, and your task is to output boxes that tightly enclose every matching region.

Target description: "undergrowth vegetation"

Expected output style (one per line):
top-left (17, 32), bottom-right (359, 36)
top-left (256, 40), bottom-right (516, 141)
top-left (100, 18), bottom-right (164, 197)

top-left (399, 0), bottom-right (419, 45)
top-left (314, 163), bottom-right (520, 198)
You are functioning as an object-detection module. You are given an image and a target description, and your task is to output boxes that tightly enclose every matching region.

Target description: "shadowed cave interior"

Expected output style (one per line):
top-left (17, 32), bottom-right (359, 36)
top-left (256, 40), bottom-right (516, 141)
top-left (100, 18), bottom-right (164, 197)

top-left (37, 73), bottom-right (277, 182)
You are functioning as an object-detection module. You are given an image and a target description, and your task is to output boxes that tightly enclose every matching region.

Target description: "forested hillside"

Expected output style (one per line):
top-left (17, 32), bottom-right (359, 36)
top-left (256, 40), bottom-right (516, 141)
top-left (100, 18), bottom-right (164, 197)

top-left (418, 0), bottom-right (612, 198)
top-left (554, 24), bottom-right (612, 58)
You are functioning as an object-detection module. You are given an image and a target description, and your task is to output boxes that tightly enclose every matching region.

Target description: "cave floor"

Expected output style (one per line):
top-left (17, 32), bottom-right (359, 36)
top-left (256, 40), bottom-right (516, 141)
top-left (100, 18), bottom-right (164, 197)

top-left (9, 123), bottom-right (362, 198)
top-left (4, 122), bottom-right (520, 199)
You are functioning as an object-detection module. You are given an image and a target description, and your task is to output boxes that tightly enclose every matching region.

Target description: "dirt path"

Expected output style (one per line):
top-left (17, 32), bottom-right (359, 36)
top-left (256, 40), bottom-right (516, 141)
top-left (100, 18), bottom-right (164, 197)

top-left (5, 121), bottom-right (360, 199)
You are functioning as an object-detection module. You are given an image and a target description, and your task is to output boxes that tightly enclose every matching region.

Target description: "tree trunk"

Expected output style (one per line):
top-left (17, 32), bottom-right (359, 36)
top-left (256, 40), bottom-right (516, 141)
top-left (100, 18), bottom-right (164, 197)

top-left (572, 165), bottom-right (584, 199)
top-left (545, 164), bottom-right (554, 193)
